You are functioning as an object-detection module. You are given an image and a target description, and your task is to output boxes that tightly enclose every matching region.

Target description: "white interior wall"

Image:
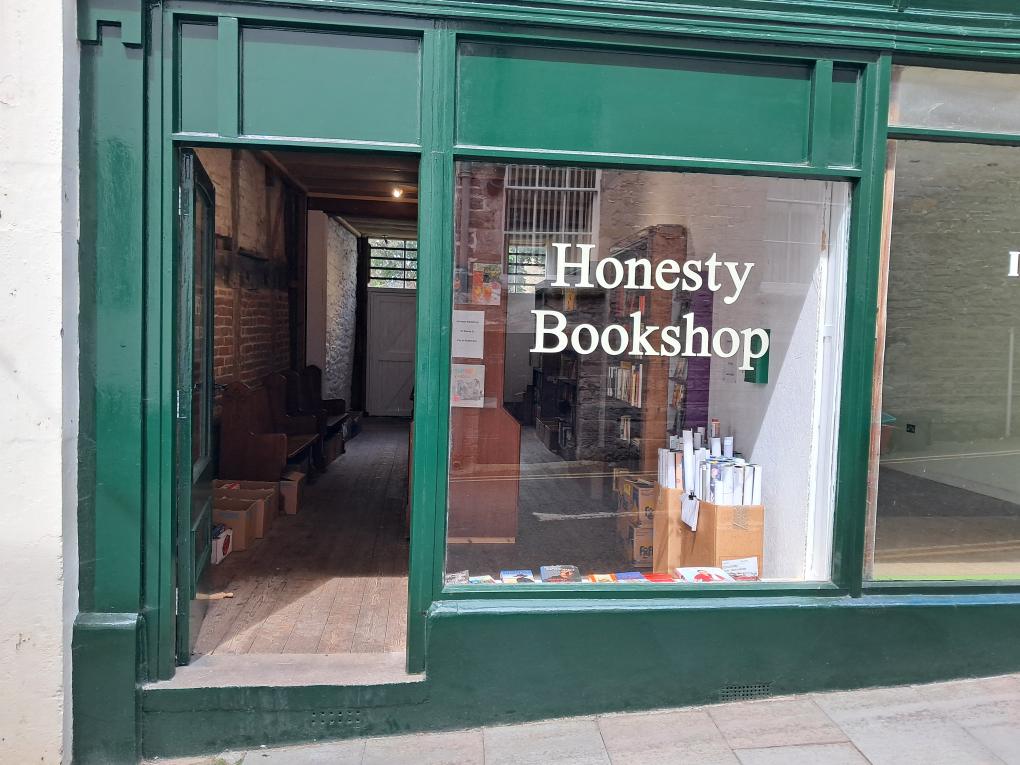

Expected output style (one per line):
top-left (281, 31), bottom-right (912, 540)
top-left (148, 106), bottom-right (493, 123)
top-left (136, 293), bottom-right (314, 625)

top-left (306, 212), bottom-right (358, 404)
top-left (707, 178), bottom-right (846, 580)
top-left (598, 171), bottom-right (845, 581)
top-left (0, 1), bottom-right (78, 762)
top-left (324, 218), bottom-right (358, 404)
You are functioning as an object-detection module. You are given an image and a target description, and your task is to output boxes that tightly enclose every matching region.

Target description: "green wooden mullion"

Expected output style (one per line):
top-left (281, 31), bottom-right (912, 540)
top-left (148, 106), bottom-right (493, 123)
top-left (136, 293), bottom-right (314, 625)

top-left (452, 144), bottom-right (863, 179)
top-left (81, 24), bottom-right (147, 616)
top-left (170, 132), bottom-right (421, 152)
top-left (217, 17), bottom-right (240, 138)
top-left (140, 4), bottom-right (173, 682)
top-left (832, 53), bottom-right (891, 597)
top-left (809, 59), bottom-right (834, 168)
top-left (406, 24), bottom-right (456, 675)
top-left (442, 582), bottom-right (845, 600)
top-left (887, 125), bottom-right (1020, 146)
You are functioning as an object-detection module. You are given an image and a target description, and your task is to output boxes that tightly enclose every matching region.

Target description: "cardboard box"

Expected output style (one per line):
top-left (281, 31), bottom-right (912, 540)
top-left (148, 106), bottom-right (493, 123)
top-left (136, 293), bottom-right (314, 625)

top-left (212, 501), bottom-right (257, 551)
top-left (215, 494), bottom-right (268, 538)
top-left (211, 527), bottom-right (232, 564)
top-left (213, 486), bottom-right (277, 536)
top-left (630, 479), bottom-right (657, 529)
top-left (214, 480), bottom-right (280, 525)
top-left (652, 487), bottom-right (694, 573)
top-left (616, 477), bottom-right (640, 538)
top-left (685, 501), bottom-right (764, 575)
top-left (628, 524), bottom-right (653, 568)
top-left (280, 470), bottom-right (306, 515)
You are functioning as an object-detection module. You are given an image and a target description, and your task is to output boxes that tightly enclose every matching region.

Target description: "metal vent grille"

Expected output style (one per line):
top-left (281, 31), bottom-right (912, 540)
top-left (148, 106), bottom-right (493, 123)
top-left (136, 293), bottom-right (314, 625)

top-left (718, 683), bottom-right (773, 702)
top-left (310, 709), bottom-right (362, 730)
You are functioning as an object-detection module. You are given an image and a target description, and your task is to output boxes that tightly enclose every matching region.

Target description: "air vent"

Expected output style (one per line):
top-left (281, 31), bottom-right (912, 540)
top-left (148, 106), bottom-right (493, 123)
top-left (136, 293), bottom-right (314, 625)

top-left (310, 709), bottom-right (362, 729)
top-left (718, 682), bottom-right (773, 702)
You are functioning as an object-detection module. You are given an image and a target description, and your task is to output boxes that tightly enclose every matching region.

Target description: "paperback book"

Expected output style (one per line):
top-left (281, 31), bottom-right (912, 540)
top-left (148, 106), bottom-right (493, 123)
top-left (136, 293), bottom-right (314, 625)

top-left (540, 565), bottom-right (582, 583)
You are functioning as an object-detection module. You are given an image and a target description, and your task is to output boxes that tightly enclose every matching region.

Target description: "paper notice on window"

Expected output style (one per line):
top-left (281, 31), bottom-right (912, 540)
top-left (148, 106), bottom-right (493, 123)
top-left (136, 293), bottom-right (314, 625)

top-left (681, 495), bottom-right (700, 531)
top-left (721, 556), bottom-right (759, 581)
top-left (452, 310), bottom-right (485, 359)
top-left (451, 363), bottom-right (485, 408)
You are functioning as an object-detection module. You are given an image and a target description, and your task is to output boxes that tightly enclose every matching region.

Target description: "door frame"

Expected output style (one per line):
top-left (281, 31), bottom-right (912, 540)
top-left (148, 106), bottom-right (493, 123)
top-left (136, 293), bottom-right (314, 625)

top-left (174, 149), bottom-right (217, 664)
top-left (144, 11), bottom-right (439, 683)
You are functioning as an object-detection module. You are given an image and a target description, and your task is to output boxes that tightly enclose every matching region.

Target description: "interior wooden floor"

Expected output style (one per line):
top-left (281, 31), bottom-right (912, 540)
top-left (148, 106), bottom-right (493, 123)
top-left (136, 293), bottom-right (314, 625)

top-left (194, 418), bottom-right (410, 657)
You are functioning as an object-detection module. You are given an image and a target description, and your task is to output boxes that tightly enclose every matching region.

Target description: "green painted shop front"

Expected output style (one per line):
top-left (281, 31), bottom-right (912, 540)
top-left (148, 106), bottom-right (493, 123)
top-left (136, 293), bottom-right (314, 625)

top-left (74, 1), bottom-right (1020, 762)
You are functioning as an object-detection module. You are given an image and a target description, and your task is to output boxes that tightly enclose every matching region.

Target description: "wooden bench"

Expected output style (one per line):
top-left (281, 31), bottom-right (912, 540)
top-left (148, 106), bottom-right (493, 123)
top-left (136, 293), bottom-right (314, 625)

top-left (281, 366), bottom-right (350, 452)
top-left (220, 381), bottom-right (321, 480)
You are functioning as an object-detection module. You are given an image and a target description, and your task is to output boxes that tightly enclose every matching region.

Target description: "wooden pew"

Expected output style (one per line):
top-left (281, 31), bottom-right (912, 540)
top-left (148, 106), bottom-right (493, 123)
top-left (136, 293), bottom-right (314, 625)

top-left (220, 381), bottom-right (320, 479)
top-left (281, 367), bottom-right (349, 455)
top-left (263, 375), bottom-right (326, 471)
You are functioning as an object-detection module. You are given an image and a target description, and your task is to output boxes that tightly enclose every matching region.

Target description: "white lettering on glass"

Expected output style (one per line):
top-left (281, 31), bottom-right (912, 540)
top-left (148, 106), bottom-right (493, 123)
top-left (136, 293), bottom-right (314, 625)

top-left (531, 243), bottom-right (770, 371)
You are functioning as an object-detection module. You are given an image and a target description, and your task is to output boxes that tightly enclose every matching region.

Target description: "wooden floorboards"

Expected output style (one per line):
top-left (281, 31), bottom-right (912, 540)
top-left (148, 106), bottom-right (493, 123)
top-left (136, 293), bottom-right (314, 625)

top-left (194, 418), bottom-right (410, 657)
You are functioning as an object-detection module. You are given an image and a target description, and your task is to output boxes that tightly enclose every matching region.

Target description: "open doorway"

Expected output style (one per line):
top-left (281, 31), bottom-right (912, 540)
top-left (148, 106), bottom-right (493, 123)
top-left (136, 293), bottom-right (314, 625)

top-left (176, 147), bottom-right (418, 664)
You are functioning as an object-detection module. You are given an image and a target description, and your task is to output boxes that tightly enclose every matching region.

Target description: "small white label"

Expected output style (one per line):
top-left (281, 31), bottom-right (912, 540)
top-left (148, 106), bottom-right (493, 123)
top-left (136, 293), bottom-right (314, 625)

top-left (1009, 251), bottom-right (1020, 278)
top-left (721, 556), bottom-right (759, 581)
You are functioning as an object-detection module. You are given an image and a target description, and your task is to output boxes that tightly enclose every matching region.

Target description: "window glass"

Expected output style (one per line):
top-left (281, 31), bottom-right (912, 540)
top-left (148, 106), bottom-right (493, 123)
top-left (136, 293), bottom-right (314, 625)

top-left (368, 237), bottom-right (417, 288)
top-left (890, 65), bottom-right (1020, 135)
top-left (868, 140), bottom-right (1020, 581)
top-left (445, 162), bottom-right (851, 586)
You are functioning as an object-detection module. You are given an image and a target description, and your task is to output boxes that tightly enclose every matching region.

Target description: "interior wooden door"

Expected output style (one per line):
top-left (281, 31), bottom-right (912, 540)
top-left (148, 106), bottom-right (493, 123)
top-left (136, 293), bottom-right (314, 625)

top-left (366, 288), bottom-right (416, 416)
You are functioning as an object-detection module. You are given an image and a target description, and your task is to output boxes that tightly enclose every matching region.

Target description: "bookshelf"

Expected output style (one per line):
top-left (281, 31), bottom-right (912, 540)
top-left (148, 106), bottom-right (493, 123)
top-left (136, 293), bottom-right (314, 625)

top-left (529, 225), bottom-right (694, 476)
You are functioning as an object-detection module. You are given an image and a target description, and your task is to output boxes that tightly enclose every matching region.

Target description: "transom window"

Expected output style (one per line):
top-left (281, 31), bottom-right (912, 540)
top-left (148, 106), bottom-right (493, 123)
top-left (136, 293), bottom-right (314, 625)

top-left (369, 238), bottom-right (418, 289)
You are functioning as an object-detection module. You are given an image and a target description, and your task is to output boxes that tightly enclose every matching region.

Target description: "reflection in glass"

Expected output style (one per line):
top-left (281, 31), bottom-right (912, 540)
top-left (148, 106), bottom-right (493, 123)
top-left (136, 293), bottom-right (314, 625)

top-left (890, 65), bottom-right (1020, 135)
top-left (869, 140), bottom-right (1020, 581)
top-left (445, 164), bottom-right (851, 586)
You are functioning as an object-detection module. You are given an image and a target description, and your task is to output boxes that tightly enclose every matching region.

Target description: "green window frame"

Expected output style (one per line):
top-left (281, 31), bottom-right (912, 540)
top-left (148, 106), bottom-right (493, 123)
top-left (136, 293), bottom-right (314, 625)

top-left (98, 5), bottom-right (1013, 690)
top-left (863, 61), bottom-right (1020, 596)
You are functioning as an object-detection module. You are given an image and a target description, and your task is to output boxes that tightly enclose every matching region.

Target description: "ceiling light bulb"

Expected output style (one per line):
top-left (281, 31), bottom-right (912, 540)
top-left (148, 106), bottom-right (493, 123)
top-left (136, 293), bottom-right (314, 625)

top-left (392, 188), bottom-right (403, 198)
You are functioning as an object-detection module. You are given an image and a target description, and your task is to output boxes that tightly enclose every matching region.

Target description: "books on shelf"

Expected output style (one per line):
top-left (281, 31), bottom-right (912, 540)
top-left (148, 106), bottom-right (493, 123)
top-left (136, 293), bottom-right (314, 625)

top-left (607, 361), bottom-right (643, 407)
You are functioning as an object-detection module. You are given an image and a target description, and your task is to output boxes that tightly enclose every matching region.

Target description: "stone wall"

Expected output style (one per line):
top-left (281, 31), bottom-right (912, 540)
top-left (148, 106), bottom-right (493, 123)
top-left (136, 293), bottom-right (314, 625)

top-left (0, 0), bottom-right (78, 761)
top-left (324, 217), bottom-right (358, 403)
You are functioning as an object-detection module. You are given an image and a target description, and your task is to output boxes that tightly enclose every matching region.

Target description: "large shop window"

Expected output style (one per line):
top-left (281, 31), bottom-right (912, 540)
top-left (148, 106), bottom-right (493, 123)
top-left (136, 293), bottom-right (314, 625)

top-left (867, 139), bottom-right (1020, 582)
top-left (445, 163), bottom-right (851, 586)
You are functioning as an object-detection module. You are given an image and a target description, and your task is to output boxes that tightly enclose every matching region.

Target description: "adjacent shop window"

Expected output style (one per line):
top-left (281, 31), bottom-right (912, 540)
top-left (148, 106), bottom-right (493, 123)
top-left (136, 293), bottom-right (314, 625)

top-left (867, 140), bottom-right (1020, 582)
top-left (368, 237), bottom-right (417, 288)
top-left (890, 65), bottom-right (1020, 135)
top-left (445, 162), bottom-right (851, 586)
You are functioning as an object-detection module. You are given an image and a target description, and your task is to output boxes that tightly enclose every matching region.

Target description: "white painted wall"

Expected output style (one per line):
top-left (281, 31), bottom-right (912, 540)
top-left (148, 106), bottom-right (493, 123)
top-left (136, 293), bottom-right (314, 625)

top-left (306, 212), bottom-right (359, 403)
top-left (0, 1), bottom-right (78, 762)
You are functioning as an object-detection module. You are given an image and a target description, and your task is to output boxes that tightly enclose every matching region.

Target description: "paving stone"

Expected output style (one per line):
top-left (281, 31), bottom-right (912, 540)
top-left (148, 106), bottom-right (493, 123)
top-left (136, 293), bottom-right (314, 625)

top-left (247, 740), bottom-right (364, 764)
top-left (363, 729), bottom-right (483, 765)
top-left (708, 698), bottom-right (847, 749)
top-left (483, 718), bottom-right (610, 765)
top-left (815, 686), bottom-right (1003, 765)
top-left (734, 742), bottom-right (869, 765)
top-left (598, 709), bottom-right (739, 765)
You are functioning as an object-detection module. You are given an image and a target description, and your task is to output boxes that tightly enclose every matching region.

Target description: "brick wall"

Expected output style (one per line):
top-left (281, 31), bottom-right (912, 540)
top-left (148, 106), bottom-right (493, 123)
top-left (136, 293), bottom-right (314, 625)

top-left (196, 148), bottom-right (293, 403)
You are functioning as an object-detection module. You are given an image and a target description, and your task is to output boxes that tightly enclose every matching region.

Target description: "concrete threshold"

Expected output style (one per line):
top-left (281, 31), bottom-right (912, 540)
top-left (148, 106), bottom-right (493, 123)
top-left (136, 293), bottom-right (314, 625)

top-left (144, 651), bottom-right (424, 689)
